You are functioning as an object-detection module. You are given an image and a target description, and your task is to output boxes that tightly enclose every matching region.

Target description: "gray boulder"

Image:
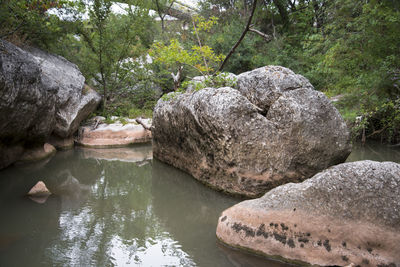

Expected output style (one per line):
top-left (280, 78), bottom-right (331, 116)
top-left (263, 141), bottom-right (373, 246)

top-left (153, 66), bottom-right (351, 197)
top-left (27, 48), bottom-right (101, 138)
top-left (237, 65), bottom-right (313, 113)
top-left (216, 160), bottom-right (400, 266)
top-left (0, 40), bottom-right (56, 142)
top-left (0, 40), bottom-right (101, 168)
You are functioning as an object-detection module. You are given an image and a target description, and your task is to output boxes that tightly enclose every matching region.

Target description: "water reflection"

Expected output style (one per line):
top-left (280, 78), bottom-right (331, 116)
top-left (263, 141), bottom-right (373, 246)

top-left (2, 142), bottom-right (397, 267)
top-left (346, 141), bottom-right (400, 163)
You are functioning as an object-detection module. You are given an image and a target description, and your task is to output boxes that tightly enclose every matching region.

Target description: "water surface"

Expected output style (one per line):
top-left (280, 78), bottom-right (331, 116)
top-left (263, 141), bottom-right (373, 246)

top-left (0, 142), bottom-right (398, 266)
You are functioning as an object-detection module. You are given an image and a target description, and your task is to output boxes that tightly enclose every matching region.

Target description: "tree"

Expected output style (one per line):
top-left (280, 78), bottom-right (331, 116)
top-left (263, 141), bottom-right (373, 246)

top-left (151, 0), bottom-right (176, 33)
top-left (67, 0), bottom-right (155, 114)
top-left (0, 0), bottom-right (72, 47)
top-left (150, 15), bottom-right (224, 91)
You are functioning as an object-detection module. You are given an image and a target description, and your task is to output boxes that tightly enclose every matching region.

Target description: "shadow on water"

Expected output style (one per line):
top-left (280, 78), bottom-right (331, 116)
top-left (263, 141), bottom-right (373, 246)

top-left (0, 141), bottom-right (398, 266)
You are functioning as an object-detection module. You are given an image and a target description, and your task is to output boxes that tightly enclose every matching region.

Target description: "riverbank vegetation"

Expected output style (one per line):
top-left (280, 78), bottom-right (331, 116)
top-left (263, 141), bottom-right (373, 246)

top-left (1, 0), bottom-right (399, 143)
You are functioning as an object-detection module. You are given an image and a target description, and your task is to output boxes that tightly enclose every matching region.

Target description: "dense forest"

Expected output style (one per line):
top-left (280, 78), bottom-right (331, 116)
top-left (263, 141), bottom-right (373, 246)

top-left (1, 0), bottom-right (399, 143)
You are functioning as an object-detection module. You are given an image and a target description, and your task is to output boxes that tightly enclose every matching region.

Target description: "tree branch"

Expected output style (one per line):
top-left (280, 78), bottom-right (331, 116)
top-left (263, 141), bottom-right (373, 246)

top-left (249, 27), bottom-right (273, 42)
top-left (135, 118), bottom-right (152, 131)
top-left (217, 0), bottom-right (258, 72)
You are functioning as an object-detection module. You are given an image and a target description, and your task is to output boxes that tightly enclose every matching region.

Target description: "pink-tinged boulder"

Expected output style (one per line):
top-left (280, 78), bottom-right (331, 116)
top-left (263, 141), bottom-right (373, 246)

top-left (216, 160), bottom-right (400, 266)
top-left (76, 119), bottom-right (152, 148)
top-left (27, 181), bottom-right (51, 197)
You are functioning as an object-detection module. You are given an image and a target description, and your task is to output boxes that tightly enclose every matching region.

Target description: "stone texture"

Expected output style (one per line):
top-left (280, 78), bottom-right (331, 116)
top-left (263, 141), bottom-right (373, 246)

top-left (153, 66), bottom-right (351, 197)
top-left (0, 40), bottom-right (56, 142)
top-left (0, 144), bottom-right (24, 169)
top-left (216, 160), bottom-right (400, 266)
top-left (76, 118), bottom-right (152, 147)
top-left (26, 48), bottom-right (101, 138)
top-left (237, 65), bottom-right (313, 113)
top-left (27, 181), bottom-right (52, 197)
top-left (0, 40), bottom-right (101, 168)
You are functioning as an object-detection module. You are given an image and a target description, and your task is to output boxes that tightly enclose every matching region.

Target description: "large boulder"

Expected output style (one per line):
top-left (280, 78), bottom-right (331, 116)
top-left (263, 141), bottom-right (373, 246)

top-left (216, 160), bottom-right (400, 266)
top-left (152, 66), bottom-right (351, 197)
top-left (76, 118), bottom-right (152, 147)
top-left (0, 40), bottom-right (101, 168)
top-left (26, 48), bottom-right (101, 138)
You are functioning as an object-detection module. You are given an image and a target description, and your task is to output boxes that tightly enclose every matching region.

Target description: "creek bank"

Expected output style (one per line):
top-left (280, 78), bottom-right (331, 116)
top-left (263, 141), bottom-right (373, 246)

top-left (153, 65), bottom-right (351, 197)
top-left (0, 40), bottom-right (101, 169)
top-left (216, 160), bottom-right (400, 266)
top-left (75, 116), bottom-right (152, 148)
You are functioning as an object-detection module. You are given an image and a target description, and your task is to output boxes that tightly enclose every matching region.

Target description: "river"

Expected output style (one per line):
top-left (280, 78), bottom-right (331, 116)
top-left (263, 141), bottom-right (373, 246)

top-left (0, 142), bottom-right (398, 266)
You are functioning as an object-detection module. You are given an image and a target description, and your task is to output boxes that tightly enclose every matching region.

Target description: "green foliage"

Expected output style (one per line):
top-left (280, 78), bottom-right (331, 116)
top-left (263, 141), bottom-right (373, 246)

top-left (0, 0), bottom-right (76, 47)
top-left (104, 116), bottom-right (116, 124)
top-left (150, 38), bottom-right (223, 75)
top-left (193, 15), bottom-right (218, 32)
top-left (181, 72), bottom-right (238, 92)
top-left (161, 91), bottom-right (183, 101)
top-left (149, 14), bottom-right (224, 91)
top-left (352, 99), bottom-right (400, 143)
top-left (128, 108), bottom-right (153, 119)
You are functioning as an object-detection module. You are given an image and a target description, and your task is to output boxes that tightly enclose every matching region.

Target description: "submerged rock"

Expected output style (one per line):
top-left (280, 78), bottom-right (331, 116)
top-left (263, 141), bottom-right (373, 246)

top-left (76, 118), bottom-right (152, 147)
top-left (0, 40), bottom-right (101, 168)
top-left (153, 66), bottom-right (351, 197)
top-left (216, 160), bottom-right (400, 266)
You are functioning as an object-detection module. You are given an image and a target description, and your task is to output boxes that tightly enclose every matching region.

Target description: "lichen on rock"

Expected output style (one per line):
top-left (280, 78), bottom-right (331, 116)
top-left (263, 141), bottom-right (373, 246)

top-left (216, 160), bottom-right (400, 266)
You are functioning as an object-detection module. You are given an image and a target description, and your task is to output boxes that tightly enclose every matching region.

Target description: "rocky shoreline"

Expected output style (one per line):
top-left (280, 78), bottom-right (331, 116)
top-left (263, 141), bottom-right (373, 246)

top-left (2, 41), bottom-right (399, 266)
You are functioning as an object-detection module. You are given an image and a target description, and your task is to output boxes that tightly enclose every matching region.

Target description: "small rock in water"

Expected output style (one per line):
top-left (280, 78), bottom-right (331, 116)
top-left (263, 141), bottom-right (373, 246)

top-left (27, 181), bottom-right (51, 197)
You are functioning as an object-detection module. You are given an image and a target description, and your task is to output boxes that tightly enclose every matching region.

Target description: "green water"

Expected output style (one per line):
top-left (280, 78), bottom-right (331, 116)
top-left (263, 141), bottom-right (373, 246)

top-left (0, 142), bottom-right (398, 267)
